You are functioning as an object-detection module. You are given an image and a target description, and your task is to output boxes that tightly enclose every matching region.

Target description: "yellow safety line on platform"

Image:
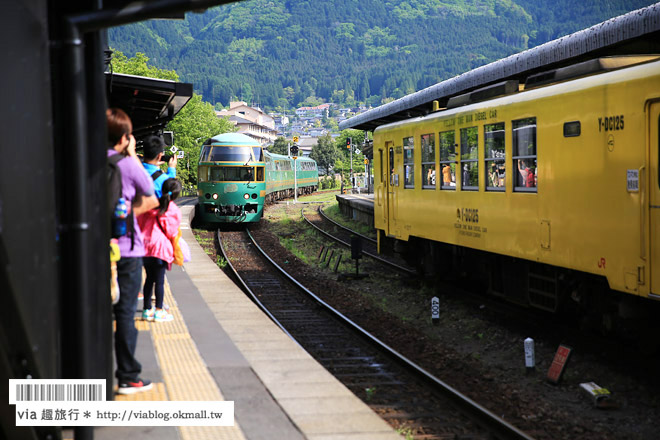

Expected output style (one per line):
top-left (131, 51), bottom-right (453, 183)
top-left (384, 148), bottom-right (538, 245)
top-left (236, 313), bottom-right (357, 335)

top-left (144, 277), bottom-right (246, 440)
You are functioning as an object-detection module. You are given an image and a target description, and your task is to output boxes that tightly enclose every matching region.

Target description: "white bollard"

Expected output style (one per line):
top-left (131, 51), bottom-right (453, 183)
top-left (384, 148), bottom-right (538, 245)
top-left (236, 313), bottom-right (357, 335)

top-left (524, 337), bottom-right (535, 374)
top-left (431, 296), bottom-right (440, 325)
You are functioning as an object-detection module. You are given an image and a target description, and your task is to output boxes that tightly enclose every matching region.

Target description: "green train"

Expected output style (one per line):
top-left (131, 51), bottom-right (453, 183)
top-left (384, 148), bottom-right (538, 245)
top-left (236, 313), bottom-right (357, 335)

top-left (197, 133), bottom-right (319, 224)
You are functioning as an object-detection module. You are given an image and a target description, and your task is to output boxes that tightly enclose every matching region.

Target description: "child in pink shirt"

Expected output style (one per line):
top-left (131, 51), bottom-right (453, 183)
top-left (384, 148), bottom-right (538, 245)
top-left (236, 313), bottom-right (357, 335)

top-left (138, 178), bottom-right (182, 322)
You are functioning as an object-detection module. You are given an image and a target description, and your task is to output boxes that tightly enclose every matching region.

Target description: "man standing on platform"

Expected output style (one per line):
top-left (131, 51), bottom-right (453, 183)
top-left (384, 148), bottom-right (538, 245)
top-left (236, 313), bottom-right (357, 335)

top-left (107, 108), bottom-right (159, 395)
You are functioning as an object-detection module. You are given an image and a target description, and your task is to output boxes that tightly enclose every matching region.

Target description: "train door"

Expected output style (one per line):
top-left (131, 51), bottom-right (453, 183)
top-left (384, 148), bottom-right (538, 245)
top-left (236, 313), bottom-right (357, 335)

top-left (649, 101), bottom-right (660, 298)
top-left (387, 142), bottom-right (396, 236)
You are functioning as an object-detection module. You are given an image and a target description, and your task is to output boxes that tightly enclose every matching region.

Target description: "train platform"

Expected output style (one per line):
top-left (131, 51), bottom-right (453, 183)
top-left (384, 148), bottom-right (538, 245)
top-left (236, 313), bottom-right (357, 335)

top-left (335, 193), bottom-right (374, 227)
top-left (94, 200), bottom-right (400, 440)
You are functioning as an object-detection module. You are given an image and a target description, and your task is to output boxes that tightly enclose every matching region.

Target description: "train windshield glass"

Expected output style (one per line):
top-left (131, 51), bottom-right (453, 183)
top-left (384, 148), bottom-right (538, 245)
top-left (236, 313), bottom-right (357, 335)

top-left (208, 166), bottom-right (255, 182)
top-left (206, 146), bottom-right (252, 162)
top-left (252, 147), bottom-right (264, 161)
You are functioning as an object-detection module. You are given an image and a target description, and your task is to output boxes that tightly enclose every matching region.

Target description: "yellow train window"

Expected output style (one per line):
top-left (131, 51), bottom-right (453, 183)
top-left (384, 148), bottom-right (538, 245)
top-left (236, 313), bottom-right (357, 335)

top-left (513, 118), bottom-right (537, 192)
top-left (403, 136), bottom-right (414, 189)
top-left (439, 131), bottom-right (456, 190)
top-left (460, 127), bottom-right (478, 191)
top-left (485, 122), bottom-right (505, 191)
top-left (421, 134), bottom-right (436, 189)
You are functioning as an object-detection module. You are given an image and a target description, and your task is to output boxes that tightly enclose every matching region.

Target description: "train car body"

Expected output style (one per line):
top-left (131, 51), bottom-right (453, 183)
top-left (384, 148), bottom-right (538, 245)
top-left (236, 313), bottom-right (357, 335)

top-left (373, 56), bottom-right (660, 316)
top-left (197, 133), bottom-right (266, 223)
top-left (264, 151), bottom-right (319, 202)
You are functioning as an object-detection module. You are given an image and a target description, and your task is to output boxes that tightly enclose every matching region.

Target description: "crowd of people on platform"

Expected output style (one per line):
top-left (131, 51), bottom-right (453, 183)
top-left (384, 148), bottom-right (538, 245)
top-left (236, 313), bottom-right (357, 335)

top-left (106, 108), bottom-right (183, 395)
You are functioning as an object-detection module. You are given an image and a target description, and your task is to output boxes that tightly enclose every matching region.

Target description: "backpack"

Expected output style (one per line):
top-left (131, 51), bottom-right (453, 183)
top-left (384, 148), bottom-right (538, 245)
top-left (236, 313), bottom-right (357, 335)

top-left (107, 153), bottom-right (135, 246)
top-left (107, 153), bottom-right (124, 221)
top-left (156, 219), bottom-right (186, 266)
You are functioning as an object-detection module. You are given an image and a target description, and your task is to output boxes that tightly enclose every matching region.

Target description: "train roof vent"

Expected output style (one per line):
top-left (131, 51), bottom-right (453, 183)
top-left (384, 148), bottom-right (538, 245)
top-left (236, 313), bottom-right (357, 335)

top-left (446, 80), bottom-right (519, 109)
top-left (524, 55), bottom-right (660, 89)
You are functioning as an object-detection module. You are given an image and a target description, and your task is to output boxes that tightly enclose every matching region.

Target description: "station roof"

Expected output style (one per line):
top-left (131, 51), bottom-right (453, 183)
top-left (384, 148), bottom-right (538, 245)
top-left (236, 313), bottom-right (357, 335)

top-left (340, 3), bottom-right (660, 132)
top-left (106, 72), bottom-right (193, 138)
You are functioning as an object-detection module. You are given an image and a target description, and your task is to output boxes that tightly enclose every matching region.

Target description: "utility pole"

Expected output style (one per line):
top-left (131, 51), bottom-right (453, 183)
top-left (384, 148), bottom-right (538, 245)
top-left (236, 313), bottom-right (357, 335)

top-left (348, 137), bottom-right (353, 191)
top-left (291, 142), bottom-right (299, 203)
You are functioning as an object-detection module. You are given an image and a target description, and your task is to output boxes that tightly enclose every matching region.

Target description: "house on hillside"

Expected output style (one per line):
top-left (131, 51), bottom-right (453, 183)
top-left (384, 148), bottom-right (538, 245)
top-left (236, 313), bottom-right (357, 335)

top-left (295, 103), bottom-right (332, 117)
top-left (296, 136), bottom-right (317, 157)
top-left (216, 101), bottom-right (277, 145)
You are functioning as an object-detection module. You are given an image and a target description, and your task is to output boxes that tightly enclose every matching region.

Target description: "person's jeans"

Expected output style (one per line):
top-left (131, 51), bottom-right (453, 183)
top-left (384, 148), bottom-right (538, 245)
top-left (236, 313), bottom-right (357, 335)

top-left (143, 257), bottom-right (167, 310)
top-left (113, 257), bottom-right (143, 382)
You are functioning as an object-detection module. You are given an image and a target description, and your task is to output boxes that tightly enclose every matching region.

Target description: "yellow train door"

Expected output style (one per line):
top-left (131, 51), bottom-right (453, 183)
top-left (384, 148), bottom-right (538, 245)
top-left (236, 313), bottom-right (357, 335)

top-left (376, 146), bottom-right (389, 236)
top-left (649, 101), bottom-right (660, 298)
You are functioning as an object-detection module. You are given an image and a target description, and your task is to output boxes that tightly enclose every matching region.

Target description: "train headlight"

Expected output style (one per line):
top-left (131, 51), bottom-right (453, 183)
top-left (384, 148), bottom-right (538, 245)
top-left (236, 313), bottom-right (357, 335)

top-left (212, 193), bottom-right (219, 200)
top-left (251, 193), bottom-right (257, 199)
top-left (243, 193), bottom-right (250, 200)
top-left (205, 193), bottom-right (211, 199)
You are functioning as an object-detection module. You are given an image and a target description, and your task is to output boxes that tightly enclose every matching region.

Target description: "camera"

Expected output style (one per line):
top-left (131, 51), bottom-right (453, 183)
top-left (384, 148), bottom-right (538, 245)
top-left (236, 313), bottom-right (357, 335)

top-left (162, 153), bottom-right (173, 163)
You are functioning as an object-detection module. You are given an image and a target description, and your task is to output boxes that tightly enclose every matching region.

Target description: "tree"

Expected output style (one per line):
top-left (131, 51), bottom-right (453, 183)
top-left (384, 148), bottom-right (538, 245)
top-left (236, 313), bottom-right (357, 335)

top-left (110, 50), bottom-right (179, 81)
top-left (269, 136), bottom-right (289, 155)
top-left (309, 134), bottom-right (336, 176)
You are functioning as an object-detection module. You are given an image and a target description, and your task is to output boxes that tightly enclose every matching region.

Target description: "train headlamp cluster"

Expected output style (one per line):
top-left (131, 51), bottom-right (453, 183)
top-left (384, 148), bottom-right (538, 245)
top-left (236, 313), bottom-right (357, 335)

top-left (243, 193), bottom-right (250, 200)
top-left (212, 193), bottom-right (218, 200)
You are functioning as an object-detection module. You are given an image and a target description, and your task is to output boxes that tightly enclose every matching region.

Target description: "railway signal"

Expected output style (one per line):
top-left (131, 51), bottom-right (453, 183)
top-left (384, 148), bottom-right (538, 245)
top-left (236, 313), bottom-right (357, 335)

top-left (346, 138), bottom-right (351, 149)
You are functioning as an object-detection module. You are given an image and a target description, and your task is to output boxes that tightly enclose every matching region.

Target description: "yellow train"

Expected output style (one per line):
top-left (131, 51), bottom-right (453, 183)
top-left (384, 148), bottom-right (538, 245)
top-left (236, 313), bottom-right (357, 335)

top-left (373, 56), bottom-right (660, 323)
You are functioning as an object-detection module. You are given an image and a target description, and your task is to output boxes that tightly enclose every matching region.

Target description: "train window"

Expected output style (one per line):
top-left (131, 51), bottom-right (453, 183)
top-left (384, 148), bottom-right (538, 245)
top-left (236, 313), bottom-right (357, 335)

top-left (256, 167), bottom-right (265, 182)
top-left (403, 136), bottom-right (414, 188)
top-left (208, 166), bottom-right (255, 182)
top-left (439, 130), bottom-right (456, 190)
top-left (460, 127), bottom-right (478, 191)
top-left (513, 117), bottom-right (537, 192)
top-left (421, 134), bottom-right (436, 189)
top-left (199, 146), bottom-right (212, 161)
top-left (388, 143), bottom-right (395, 186)
top-left (198, 165), bottom-right (209, 182)
top-left (208, 146), bottom-right (252, 162)
top-left (252, 147), bottom-right (264, 161)
top-left (485, 122), bottom-right (505, 192)
top-left (563, 121), bottom-right (581, 137)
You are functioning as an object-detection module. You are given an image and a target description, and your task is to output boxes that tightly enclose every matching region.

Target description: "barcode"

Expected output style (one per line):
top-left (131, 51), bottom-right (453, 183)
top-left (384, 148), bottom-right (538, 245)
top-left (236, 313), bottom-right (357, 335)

top-left (10, 380), bottom-right (105, 403)
top-left (15, 384), bottom-right (102, 402)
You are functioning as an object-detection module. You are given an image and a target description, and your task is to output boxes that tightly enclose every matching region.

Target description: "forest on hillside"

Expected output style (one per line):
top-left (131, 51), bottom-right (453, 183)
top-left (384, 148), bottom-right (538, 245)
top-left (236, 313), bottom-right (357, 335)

top-left (109, 0), bottom-right (655, 110)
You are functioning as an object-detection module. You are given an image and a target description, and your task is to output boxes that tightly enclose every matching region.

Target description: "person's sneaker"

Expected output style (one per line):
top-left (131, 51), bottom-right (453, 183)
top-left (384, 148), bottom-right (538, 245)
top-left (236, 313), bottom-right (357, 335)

top-left (117, 379), bottom-right (153, 395)
top-left (154, 309), bottom-right (173, 322)
top-left (142, 307), bottom-right (155, 321)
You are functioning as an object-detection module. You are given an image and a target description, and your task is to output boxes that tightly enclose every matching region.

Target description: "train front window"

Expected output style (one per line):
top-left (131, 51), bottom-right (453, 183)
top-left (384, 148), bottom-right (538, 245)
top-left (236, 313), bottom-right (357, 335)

top-left (252, 147), bottom-right (264, 162)
top-left (208, 166), bottom-right (256, 182)
top-left (200, 146), bottom-right (212, 161)
top-left (198, 165), bottom-right (209, 182)
top-left (460, 127), bottom-right (478, 191)
top-left (403, 136), bottom-right (414, 188)
top-left (513, 118), bottom-right (537, 192)
top-left (256, 166), bottom-right (265, 182)
top-left (208, 146), bottom-right (252, 162)
top-left (485, 122), bottom-right (505, 192)
top-left (439, 130), bottom-right (456, 190)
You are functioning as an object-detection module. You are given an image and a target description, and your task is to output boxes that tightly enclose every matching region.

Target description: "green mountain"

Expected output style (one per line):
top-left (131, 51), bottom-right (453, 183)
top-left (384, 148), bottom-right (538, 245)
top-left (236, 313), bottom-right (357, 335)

top-left (108, 0), bottom-right (654, 110)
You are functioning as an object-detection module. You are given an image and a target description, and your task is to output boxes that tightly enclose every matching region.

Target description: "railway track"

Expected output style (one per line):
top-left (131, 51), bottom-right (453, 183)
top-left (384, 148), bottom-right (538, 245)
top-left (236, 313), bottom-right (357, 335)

top-left (218, 227), bottom-right (535, 440)
top-left (302, 205), bottom-right (416, 276)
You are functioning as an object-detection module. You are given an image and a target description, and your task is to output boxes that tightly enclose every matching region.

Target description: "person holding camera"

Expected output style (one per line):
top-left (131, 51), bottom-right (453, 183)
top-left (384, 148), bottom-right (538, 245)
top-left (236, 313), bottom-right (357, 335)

top-left (142, 135), bottom-right (177, 198)
top-left (107, 108), bottom-right (159, 395)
